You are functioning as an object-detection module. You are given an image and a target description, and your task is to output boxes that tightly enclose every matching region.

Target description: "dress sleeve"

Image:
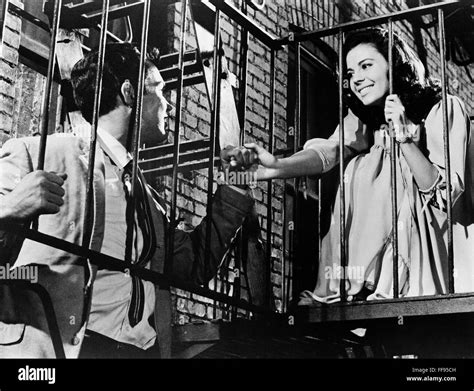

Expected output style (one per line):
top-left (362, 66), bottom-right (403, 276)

top-left (419, 95), bottom-right (471, 211)
top-left (303, 108), bottom-right (369, 173)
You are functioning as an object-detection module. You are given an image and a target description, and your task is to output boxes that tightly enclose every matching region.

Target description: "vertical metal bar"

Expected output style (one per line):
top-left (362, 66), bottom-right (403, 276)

top-left (82, 0), bottom-right (109, 247)
top-left (37, 0), bottom-right (62, 170)
top-left (287, 233), bottom-right (293, 308)
top-left (337, 30), bottom-right (347, 302)
top-left (318, 177), bottom-right (322, 268)
top-left (238, 3), bottom-right (249, 143)
top-left (295, 43), bottom-right (301, 155)
top-left (282, 179), bottom-right (287, 312)
top-left (294, 0), bottom-right (300, 27)
top-left (0, 281), bottom-right (66, 358)
top-left (388, 19), bottom-right (399, 299)
top-left (305, 0), bottom-right (310, 29)
top-left (317, 1), bottom-right (320, 28)
top-left (219, 265), bottom-right (225, 318)
top-left (166, 0), bottom-right (188, 275)
top-left (266, 49), bottom-right (276, 309)
top-left (0, 0), bottom-right (10, 53)
top-left (292, 41), bottom-right (301, 304)
top-left (438, 8), bottom-right (454, 293)
top-left (287, 42), bottom-right (301, 304)
top-left (207, 10), bottom-right (222, 318)
top-left (232, 0), bottom-right (249, 320)
top-left (129, 0), bottom-right (151, 239)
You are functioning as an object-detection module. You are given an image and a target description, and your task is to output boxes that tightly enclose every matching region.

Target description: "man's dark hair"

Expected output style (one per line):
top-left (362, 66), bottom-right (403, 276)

top-left (70, 43), bottom-right (160, 123)
top-left (342, 27), bottom-right (441, 127)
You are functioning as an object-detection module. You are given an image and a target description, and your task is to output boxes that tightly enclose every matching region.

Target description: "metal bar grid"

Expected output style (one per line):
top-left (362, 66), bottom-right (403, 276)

top-left (277, 0), bottom-right (461, 44)
top-left (209, 0), bottom-right (281, 49)
top-left (0, 280), bottom-right (66, 358)
top-left (0, 223), bottom-right (275, 318)
top-left (337, 30), bottom-right (347, 301)
top-left (2, 0), bottom-right (464, 341)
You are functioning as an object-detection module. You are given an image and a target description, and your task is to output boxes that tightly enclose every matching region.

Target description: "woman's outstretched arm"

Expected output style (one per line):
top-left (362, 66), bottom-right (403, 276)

top-left (221, 143), bottom-right (324, 181)
top-left (246, 143), bottom-right (324, 180)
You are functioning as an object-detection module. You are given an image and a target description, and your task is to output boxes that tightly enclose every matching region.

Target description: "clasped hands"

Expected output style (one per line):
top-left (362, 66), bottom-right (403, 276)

top-left (220, 143), bottom-right (278, 183)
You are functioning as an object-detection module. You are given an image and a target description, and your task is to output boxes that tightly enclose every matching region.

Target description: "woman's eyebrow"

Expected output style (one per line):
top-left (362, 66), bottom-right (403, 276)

top-left (358, 57), bottom-right (374, 65)
top-left (347, 57), bottom-right (374, 71)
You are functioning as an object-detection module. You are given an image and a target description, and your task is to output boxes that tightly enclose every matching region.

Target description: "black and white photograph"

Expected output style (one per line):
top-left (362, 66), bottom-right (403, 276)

top-left (0, 0), bottom-right (473, 387)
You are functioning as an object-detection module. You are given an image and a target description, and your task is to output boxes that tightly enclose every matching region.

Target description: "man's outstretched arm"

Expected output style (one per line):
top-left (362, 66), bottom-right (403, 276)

top-left (168, 185), bottom-right (254, 285)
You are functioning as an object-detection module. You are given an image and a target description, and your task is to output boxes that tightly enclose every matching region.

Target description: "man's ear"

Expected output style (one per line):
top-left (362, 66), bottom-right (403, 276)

top-left (120, 79), bottom-right (135, 107)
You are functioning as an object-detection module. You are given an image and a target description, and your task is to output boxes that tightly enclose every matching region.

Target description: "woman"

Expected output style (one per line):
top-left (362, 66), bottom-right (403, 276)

top-left (230, 28), bottom-right (473, 303)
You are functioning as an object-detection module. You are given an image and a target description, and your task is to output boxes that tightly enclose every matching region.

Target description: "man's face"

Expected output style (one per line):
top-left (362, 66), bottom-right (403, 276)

top-left (141, 64), bottom-right (169, 145)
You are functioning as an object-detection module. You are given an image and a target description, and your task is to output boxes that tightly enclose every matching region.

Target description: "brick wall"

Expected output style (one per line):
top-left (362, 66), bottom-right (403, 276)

top-left (0, 0), bottom-right (21, 144)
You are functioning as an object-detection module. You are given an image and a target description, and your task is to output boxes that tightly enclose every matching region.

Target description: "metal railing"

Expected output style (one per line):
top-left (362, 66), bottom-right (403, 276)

top-left (281, 0), bottom-right (461, 302)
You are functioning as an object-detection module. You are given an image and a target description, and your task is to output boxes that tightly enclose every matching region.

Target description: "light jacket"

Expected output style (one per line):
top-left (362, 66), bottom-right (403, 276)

top-left (0, 134), bottom-right (254, 358)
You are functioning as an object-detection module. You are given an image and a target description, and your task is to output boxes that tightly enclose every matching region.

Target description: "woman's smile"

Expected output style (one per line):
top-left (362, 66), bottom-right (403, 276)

top-left (346, 43), bottom-right (389, 107)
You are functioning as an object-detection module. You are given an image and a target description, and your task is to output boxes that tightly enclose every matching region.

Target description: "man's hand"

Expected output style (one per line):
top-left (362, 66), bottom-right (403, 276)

top-left (220, 145), bottom-right (259, 171)
top-left (220, 143), bottom-right (282, 182)
top-left (0, 171), bottom-right (67, 222)
top-left (220, 143), bottom-right (280, 169)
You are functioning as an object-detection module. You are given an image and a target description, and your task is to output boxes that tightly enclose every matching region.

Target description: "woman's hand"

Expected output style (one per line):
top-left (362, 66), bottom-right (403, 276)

top-left (384, 94), bottom-right (413, 143)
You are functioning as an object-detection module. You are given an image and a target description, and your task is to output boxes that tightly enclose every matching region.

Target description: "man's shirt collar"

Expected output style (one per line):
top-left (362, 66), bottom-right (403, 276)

top-left (97, 128), bottom-right (132, 169)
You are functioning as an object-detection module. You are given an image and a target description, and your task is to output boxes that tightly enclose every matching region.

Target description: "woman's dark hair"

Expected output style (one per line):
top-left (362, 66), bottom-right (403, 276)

top-left (70, 43), bottom-right (160, 123)
top-left (342, 28), bottom-right (441, 126)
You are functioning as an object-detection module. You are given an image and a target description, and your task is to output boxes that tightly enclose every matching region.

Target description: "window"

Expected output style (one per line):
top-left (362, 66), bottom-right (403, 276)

top-left (284, 42), bottom-right (340, 305)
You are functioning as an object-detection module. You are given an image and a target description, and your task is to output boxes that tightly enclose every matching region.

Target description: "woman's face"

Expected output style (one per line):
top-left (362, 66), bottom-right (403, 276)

top-left (346, 43), bottom-right (389, 107)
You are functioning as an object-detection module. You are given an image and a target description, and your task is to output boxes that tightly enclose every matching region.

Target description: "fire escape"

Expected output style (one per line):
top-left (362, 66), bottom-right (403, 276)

top-left (1, 0), bottom-right (473, 358)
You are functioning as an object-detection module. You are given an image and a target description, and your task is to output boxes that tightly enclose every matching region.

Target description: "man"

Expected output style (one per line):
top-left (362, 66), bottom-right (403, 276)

top-left (0, 43), bottom-right (255, 358)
